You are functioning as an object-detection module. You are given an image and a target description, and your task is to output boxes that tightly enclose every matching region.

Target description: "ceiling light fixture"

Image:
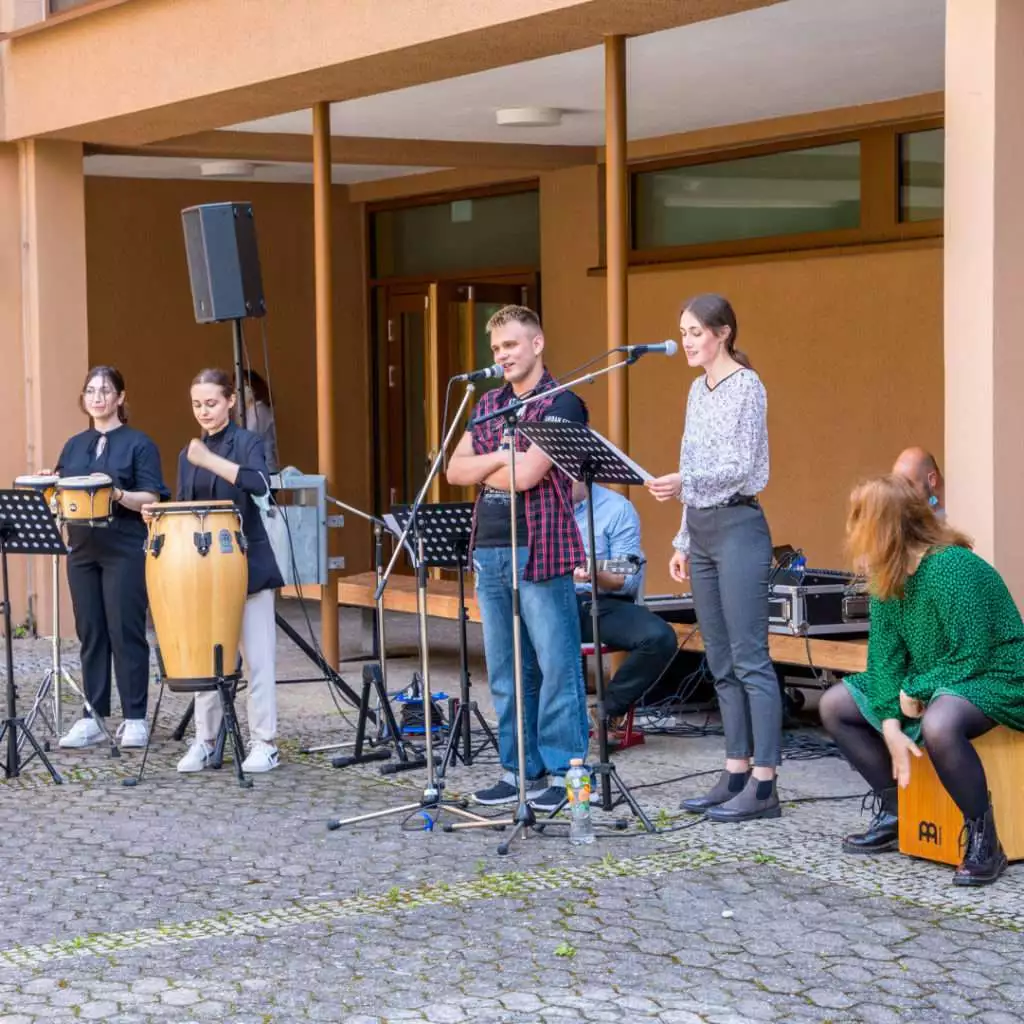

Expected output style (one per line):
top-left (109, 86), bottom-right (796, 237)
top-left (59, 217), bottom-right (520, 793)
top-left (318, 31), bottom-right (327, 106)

top-left (495, 106), bottom-right (563, 128)
top-left (200, 160), bottom-right (257, 179)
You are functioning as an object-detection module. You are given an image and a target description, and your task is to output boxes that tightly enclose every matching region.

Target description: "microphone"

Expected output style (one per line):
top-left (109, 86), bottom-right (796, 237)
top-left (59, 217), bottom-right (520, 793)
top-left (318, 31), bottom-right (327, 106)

top-left (623, 339), bottom-right (678, 358)
top-left (452, 364), bottom-right (505, 382)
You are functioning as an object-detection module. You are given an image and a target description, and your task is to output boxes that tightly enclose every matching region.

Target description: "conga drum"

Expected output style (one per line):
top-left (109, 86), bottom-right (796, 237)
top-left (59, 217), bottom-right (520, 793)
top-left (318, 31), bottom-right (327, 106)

top-left (55, 473), bottom-right (114, 525)
top-left (145, 501), bottom-right (248, 686)
top-left (14, 474), bottom-right (59, 511)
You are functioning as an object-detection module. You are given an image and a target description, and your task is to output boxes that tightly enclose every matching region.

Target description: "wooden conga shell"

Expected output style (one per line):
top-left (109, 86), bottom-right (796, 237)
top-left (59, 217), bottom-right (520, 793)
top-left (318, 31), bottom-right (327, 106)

top-left (146, 501), bottom-right (247, 682)
top-left (898, 725), bottom-right (1024, 865)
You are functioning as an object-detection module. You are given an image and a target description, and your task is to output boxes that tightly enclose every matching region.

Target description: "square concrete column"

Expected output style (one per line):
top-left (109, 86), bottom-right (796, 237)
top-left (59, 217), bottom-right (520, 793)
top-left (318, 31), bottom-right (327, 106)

top-left (1, 140), bottom-right (90, 631)
top-left (945, 0), bottom-right (1024, 605)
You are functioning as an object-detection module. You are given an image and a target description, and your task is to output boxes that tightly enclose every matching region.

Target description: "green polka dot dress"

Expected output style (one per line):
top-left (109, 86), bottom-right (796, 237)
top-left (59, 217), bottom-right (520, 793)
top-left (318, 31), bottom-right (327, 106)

top-left (845, 545), bottom-right (1024, 741)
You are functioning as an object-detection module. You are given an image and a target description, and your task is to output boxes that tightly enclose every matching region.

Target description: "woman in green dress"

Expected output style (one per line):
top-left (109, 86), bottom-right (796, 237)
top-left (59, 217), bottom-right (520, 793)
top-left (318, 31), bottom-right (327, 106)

top-left (820, 474), bottom-right (1024, 886)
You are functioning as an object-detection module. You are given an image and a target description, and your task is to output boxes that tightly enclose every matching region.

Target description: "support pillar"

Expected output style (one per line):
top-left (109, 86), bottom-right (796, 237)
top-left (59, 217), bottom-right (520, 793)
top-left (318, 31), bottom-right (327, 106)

top-left (944, 0), bottom-right (1024, 604)
top-left (313, 102), bottom-right (341, 666)
top-left (605, 35), bottom-right (629, 493)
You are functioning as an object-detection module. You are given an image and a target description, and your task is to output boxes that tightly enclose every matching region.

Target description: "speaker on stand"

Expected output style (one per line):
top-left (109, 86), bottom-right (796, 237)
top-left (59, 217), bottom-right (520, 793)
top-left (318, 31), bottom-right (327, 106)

top-left (178, 202), bottom-right (365, 732)
top-left (181, 201), bottom-right (267, 407)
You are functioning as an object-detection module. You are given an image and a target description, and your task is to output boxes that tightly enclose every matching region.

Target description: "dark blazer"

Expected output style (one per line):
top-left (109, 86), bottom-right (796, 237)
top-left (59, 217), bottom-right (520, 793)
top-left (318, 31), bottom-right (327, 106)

top-left (175, 421), bottom-right (284, 596)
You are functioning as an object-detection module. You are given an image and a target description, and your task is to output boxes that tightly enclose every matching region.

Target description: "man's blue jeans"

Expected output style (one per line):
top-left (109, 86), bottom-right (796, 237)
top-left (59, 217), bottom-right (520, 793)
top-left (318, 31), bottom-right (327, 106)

top-left (474, 546), bottom-right (588, 782)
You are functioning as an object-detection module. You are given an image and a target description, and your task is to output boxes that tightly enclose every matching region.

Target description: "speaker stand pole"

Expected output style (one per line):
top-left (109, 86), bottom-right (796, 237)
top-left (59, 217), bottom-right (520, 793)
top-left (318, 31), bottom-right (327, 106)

top-left (231, 319), bottom-right (246, 426)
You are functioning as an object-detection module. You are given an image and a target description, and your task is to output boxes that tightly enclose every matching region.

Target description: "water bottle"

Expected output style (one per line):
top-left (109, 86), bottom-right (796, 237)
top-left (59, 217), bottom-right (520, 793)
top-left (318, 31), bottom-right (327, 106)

top-left (566, 758), bottom-right (595, 845)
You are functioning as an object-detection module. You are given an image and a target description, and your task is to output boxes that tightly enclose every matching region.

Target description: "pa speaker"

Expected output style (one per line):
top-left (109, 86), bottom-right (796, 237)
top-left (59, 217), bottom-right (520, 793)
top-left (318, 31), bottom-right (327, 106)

top-left (181, 202), bottom-right (266, 324)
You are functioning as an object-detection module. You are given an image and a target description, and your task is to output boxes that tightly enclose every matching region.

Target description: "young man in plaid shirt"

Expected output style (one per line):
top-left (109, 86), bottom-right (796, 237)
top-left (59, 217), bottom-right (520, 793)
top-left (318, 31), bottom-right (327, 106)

top-left (446, 305), bottom-right (589, 811)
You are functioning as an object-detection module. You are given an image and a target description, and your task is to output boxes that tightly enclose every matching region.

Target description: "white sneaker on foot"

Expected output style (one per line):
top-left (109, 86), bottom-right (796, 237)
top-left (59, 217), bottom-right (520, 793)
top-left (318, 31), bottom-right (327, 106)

top-left (58, 717), bottom-right (104, 748)
top-left (116, 719), bottom-right (149, 748)
top-left (242, 740), bottom-right (279, 773)
top-left (177, 740), bottom-right (214, 773)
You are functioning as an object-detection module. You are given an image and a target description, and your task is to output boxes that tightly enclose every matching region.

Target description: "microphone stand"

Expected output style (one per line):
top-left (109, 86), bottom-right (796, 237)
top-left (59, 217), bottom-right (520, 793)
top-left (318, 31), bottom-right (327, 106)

top-left (447, 349), bottom-right (651, 852)
top-left (327, 381), bottom-right (492, 831)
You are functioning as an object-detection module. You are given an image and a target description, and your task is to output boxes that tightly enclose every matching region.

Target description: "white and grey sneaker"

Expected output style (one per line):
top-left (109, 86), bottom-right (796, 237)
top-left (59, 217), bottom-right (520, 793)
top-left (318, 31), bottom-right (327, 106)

top-left (116, 719), bottom-right (149, 749)
top-left (177, 740), bottom-right (215, 773)
top-left (241, 740), bottom-right (279, 773)
top-left (58, 717), bottom-right (105, 749)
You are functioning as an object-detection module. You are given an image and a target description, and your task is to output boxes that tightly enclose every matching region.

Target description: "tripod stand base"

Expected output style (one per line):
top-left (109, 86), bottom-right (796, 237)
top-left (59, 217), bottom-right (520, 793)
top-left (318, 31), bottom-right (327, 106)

top-left (1, 717), bottom-right (63, 783)
top-left (326, 793), bottom-right (491, 831)
top-left (586, 761), bottom-right (657, 832)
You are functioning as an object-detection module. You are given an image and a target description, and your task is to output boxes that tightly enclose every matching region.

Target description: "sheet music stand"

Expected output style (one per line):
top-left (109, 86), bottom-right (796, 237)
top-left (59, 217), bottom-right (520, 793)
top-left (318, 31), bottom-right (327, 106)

top-left (326, 502), bottom-right (491, 832)
top-left (390, 502), bottom-right (498, 773)
top-left (517, 421), bottom-right (655, 831)
top-left (0, 490), bottom-right (65, 783)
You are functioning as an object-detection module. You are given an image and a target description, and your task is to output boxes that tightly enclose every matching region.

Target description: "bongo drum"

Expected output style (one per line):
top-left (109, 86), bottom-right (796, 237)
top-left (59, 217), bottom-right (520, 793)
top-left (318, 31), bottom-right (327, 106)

top-left (145, 501), bottom-right (248, 684)
top-left (14, 474), bottom-right (60, 512)
top-left (55, 473), bottom-right (114, 525)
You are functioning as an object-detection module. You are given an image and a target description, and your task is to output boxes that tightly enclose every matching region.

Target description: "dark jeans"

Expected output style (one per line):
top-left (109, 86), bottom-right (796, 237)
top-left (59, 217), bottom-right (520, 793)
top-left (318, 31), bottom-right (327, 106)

top-left (577, 594), bottom-right (679, 717)
top-left (66, 525), bottom-right (150, 720)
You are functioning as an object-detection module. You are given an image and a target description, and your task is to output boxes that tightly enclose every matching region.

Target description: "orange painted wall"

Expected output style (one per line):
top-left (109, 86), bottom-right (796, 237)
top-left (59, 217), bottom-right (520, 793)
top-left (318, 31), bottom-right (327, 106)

top-left (82, 169), bottom-right (943, 598)
top-left (83, 177), bottom-right (372, 574)
top-left (539, 166), bottom-right (944, 596)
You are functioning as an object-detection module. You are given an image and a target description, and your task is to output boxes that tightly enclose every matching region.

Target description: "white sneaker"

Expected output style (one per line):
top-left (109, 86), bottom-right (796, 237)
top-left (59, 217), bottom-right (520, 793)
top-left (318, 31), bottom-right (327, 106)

top-left (58, 717), bottom-right (105, 749)
top-left (242, 740), bottom-right (280, 773)
top-left (116, 719), bottom-right (149, 749)
top-left (177, 740), bottom-right (214, 773)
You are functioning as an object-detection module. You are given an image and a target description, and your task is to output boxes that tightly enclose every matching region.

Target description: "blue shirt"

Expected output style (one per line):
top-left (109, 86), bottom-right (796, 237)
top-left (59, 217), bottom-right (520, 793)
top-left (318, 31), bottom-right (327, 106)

top-left (573, 484), bottom-right (643, 600)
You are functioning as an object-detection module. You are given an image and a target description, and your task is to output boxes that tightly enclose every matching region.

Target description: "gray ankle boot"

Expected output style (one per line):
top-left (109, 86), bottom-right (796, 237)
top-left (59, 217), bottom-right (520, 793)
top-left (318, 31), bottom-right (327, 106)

top-left (679, 769), bottom-right (750, 813)
top-left (705, 774), bottom-right (781, 823)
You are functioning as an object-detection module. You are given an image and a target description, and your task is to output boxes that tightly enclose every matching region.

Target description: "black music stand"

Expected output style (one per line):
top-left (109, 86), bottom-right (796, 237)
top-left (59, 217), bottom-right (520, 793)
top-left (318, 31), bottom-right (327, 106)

top-left (390, 502), bottom-right (498, 775)
top-left (0, 490), bottom-right (65, 783)
top-left (517, 421), bottom-right (655, 831)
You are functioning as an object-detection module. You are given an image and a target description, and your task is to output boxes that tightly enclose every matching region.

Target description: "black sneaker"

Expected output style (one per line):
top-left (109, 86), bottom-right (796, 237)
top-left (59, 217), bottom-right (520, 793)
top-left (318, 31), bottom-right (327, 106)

top-left (473, 774), bottom-right (546, 806)
top-left (529, 785), bottom-right (568, 813)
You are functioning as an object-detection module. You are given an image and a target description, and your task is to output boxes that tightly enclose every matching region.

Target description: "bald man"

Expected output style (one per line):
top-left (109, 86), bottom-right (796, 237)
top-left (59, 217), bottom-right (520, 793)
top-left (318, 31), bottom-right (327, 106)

top-left (893, 447), bottom-right (945, 517)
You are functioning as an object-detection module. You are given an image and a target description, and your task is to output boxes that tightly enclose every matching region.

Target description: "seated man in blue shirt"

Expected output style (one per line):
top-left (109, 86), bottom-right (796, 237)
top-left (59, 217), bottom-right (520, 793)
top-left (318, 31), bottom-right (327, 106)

top-left (572, 481), bottom-right (679, 738)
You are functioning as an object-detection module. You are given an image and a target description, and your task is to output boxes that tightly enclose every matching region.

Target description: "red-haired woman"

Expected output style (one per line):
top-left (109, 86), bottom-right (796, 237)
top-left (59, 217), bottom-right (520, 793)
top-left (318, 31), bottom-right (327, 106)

top-left (55, 366), bottom-right (168, 750)
top-left (820, 475), bottom-right (1024, 886)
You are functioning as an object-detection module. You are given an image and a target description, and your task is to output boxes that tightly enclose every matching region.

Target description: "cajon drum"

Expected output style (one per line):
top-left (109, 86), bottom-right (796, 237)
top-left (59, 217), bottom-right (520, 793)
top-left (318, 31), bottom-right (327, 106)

top-left (898, 725), bottom-right (1024, 865)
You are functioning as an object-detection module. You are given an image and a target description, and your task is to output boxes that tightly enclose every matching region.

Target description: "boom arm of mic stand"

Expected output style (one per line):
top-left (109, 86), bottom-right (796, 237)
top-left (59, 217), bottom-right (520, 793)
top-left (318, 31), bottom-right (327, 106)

top-left (469, 357), bottom-right (636, 430)
top-left (375, 381), bottom-right (477, 601)
top-left (326, 496), bottom-right (386, 529)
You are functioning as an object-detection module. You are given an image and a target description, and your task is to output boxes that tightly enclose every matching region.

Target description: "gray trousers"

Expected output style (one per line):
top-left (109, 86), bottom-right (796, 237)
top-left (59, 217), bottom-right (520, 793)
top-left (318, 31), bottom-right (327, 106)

top-left (688, 504), bottom-right (782, 767)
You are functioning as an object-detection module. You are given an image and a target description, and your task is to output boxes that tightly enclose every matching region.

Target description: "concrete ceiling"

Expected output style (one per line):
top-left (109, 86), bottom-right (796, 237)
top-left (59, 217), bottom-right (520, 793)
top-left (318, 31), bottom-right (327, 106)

top-left (82, 155), bottom-right (441, 185)
top-left (87, 0), bottom-right (944, 183)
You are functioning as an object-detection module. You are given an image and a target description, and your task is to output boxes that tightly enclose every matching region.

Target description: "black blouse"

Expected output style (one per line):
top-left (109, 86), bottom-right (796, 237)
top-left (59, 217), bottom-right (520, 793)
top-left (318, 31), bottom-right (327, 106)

top-left (175, 421), bottom-right (284, 596)
top-left (56, 424), bottom-right (169, 539)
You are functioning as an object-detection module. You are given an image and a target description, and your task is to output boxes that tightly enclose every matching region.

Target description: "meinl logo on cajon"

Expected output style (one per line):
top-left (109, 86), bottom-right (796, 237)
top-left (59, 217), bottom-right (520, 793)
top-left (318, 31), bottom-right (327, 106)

top-left (918, 820), bottom-right (942, 845)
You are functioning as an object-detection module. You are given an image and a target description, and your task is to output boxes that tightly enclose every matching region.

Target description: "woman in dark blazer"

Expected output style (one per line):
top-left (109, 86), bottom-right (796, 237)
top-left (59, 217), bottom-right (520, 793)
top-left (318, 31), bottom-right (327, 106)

top-left (172, 368), bottom-right (284, 774)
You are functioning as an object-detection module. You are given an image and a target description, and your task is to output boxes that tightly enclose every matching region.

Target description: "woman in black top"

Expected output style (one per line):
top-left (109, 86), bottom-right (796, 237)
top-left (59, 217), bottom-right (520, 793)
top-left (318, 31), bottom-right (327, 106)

top-left (172, 368), bottom-right (284, 774)
top-left (55, 366), bottom-right (168, 750)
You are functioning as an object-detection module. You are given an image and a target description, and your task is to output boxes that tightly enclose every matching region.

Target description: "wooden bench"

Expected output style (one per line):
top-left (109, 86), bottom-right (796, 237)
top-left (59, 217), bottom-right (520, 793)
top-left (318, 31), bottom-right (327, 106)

top-left (898, 725), bottom-right (1024, 865)
top-left (285, 571), bottom-right (869, 675)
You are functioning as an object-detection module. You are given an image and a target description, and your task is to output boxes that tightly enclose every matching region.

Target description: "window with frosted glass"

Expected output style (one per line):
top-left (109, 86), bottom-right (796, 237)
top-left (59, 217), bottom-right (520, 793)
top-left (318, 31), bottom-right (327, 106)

top-left (633, 142), bottom-right (861, 250)
top-left (372, 191), bottom-right (540, 278)
top-left (900, 129), bottom-right (944, 223)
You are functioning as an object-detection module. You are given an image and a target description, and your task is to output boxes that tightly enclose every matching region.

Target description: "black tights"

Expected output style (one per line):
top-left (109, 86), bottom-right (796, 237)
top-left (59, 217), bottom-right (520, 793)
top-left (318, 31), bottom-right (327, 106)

top-left (820, 685), bottom-right (996, 819)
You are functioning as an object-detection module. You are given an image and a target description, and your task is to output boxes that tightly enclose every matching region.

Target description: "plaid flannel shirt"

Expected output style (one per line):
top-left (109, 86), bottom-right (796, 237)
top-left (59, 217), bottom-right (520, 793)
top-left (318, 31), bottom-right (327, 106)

top-left (469, 369), bottom-right (586, 581)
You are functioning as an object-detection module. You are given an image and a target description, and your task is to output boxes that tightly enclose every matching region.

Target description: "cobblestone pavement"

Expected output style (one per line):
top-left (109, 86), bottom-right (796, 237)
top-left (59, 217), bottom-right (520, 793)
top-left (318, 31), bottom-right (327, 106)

top-left (1, 604), bottom-right (1022, 1024)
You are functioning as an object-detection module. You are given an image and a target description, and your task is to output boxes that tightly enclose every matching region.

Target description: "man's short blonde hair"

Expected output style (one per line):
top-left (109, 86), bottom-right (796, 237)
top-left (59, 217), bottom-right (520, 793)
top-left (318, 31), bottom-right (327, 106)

top-left (485, 304), bottom-right (542, 335)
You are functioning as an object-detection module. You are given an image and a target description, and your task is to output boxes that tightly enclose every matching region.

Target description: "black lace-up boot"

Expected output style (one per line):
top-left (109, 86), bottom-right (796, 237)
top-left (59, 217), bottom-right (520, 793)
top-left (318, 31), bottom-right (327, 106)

top-left (953, 806), bottom-right (1007, 886)
top-left (842, 786), bottom-right (899, 855)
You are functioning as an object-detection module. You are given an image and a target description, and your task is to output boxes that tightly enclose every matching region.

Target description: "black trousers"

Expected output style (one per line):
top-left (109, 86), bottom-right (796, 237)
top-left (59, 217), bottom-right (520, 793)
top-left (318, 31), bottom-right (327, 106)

top-left (577, 594), bottom-right (679, 717)
top-left (66, 526), bottom-right (150, 720)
